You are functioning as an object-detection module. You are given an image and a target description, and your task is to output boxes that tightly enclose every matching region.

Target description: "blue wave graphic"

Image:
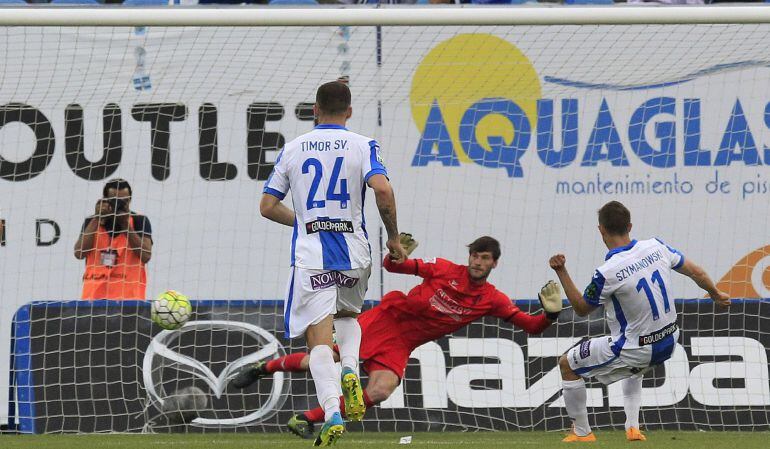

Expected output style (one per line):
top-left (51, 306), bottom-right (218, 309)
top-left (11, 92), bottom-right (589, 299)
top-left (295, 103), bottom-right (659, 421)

top-left (544, 60), bottom-right (770, 91)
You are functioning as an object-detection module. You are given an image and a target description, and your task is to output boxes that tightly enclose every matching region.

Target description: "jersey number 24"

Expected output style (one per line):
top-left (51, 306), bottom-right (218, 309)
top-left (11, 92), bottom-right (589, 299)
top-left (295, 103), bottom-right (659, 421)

top-left (302, 157), bottom-right (350, 210)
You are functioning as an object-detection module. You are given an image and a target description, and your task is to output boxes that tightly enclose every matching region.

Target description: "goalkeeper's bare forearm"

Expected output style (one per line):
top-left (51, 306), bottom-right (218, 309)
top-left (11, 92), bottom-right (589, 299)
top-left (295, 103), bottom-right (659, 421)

top-left (259, 193), bottom-right (296, 227)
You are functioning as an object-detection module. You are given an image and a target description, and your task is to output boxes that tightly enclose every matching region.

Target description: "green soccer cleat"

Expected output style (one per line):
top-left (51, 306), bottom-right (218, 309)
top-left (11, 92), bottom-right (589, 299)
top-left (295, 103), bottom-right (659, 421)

top-left (340, 367), bottom-right (366, 422)
top-left (229, 360), bottom-right (267, 389)
top-left (287, 414), bottom-right (316, 440)
top-left (313, 412), bottom-right (345, 447)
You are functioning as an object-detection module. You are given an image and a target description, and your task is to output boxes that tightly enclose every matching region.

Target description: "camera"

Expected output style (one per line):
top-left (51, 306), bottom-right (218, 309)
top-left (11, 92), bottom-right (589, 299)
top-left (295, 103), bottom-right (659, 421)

top-left (102, 197), bottom-right (129, 231)
top-left (105, 197), bottom-right (128, 215)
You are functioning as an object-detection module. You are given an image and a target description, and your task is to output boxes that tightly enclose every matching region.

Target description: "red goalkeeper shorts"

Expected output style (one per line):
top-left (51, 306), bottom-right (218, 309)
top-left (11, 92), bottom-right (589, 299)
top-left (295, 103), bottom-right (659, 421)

top-left (357, 305), bottom-right (412, 380)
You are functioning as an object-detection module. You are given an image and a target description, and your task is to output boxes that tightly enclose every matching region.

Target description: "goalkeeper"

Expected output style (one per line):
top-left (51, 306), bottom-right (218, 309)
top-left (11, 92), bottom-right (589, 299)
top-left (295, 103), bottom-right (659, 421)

top-left (231, 234), bottom-right (562, 439)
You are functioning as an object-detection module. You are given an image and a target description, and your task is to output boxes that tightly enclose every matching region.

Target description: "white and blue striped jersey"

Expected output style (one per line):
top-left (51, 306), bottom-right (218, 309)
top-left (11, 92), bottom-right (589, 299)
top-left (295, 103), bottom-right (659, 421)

top-left (263, 124), bottom-right (387, 271)
top-left (583, 238), bottom-right (685, 354)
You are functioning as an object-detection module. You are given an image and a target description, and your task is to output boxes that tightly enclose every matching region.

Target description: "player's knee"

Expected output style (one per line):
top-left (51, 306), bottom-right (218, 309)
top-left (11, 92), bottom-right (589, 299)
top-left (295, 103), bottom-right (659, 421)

top-left (365, 383), bottom-right (394, 404)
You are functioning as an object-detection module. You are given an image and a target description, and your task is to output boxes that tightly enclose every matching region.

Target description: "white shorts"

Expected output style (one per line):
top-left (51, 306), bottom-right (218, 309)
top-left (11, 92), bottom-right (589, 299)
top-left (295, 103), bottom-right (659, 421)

top-left (566, 330), bottom-right (679, 385)
top-left (283, 265), bottom-right (371, 339)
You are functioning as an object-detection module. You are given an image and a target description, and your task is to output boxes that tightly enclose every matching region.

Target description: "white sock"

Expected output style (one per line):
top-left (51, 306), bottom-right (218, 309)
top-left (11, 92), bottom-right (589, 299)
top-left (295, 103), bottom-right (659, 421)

top-left (309, 345), bottom-right (340, 421)
top-left (623, 376), bottom-right (643, 430)
top-left (333, 317), bottom-right (361, 373)
top-left (562, 378), bottom-right (591, 436)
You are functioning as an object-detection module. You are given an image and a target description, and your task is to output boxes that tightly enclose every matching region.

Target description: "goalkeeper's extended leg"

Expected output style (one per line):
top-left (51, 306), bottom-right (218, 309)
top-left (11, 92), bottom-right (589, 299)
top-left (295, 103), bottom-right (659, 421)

top-left (623, 376), bottom-right (646, 441)
top-left (230, 352), bottom-right (309, 389)
top-left (296, 369), bottom-right (398, 434)
top-left (302, 390), bottom-right (376, 426)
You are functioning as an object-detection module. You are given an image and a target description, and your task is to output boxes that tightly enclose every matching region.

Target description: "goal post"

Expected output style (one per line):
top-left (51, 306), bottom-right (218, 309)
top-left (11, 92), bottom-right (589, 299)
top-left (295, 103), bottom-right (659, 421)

top-left (2, 5), bottom-right (769, 434)
top-left (5, 5), bottom-right (770, 26)
top-left (0, 5), bottom-right (770, 26)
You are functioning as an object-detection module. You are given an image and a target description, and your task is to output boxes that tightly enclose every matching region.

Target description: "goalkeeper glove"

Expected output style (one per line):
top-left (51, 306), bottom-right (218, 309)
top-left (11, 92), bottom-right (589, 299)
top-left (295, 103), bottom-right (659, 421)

top-left (538, 280), bottom-right (563, 321)
top-left (399, 232), bottom-right (419, 257)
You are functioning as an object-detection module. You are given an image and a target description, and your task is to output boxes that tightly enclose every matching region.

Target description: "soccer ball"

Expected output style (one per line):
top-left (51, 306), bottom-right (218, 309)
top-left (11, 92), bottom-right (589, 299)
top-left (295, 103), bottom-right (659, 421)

top-left (151, 290), bottom-right (192, 330)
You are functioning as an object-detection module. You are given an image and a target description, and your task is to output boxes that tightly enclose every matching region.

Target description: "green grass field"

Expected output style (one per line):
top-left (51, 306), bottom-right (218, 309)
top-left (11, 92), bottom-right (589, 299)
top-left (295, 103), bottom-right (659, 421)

top-left (1, 431), bottom-right (768, 449)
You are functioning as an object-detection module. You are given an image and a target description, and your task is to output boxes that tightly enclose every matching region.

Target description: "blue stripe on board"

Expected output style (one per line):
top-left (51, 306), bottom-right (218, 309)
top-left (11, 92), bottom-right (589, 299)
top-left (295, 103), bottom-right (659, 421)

top-left (544, 60), bottom-right (770, 91)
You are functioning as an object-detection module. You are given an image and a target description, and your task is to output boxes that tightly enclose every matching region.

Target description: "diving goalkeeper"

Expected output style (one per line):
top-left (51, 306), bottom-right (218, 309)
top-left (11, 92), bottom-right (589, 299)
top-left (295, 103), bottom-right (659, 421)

top-left (231, 234), bottom-right (563, 439)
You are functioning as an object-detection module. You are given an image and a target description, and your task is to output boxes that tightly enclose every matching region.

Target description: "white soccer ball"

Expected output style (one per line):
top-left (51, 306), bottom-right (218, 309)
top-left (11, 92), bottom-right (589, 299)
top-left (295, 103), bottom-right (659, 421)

top-left (151, 290), bottom-right (192, 330)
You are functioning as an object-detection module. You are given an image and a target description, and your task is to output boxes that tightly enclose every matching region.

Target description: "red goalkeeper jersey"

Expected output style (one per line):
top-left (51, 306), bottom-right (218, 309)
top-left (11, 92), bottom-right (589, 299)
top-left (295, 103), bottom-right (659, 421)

top-left (380, 256), bottom-right (551, 348)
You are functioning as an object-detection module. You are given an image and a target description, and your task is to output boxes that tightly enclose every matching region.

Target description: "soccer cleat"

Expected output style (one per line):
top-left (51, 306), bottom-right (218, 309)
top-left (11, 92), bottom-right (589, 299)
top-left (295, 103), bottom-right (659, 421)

top-left (340, 368), bottom-right (366, 422)
top-left (562, 426), bottom-right (597, 443)
top-left (287, 414), bottom-right (316, 440)
top-left (229, 360), bottom-right (267, 389)
top-left (313, 412), bottom-right (345, 447)
top-left (626, 427), bottom-right (647, 441)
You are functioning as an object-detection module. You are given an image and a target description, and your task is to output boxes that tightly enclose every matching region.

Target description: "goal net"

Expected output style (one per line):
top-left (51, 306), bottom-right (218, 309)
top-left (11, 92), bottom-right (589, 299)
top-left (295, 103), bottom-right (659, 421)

top-left (2, 7), bottom-right (769, 433)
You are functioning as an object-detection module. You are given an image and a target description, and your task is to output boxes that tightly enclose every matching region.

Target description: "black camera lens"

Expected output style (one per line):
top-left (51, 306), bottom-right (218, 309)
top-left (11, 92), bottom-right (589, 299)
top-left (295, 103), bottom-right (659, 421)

top-left (105, 197), bottom-right (128, 213)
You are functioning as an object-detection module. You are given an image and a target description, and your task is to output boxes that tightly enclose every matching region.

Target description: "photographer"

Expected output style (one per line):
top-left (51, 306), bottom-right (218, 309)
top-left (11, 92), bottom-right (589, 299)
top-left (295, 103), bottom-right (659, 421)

top-left (74, 179), bottom-right (153, 300)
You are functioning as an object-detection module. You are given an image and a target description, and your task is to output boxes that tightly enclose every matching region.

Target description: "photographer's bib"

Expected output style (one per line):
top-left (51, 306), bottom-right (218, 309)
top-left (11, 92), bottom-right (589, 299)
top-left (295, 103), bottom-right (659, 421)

top-left (81, 216), bottom-right (147, 300)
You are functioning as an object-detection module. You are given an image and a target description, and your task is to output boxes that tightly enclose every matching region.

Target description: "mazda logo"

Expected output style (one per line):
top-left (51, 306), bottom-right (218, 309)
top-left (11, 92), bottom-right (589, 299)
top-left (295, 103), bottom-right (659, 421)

top-left (142, 320), bottom-right (287, 427)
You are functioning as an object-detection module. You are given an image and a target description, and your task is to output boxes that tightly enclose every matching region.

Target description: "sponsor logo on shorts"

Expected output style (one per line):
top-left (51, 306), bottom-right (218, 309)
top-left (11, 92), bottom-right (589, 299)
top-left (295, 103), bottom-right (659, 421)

top-left (579, 340), bottom-right (591, 359)
top-left (310, 271), bottom-right (359, 290)
top-left (305, 219), bottom-right (354, 234)
top-left (638, 322), bottom-right (678, 346)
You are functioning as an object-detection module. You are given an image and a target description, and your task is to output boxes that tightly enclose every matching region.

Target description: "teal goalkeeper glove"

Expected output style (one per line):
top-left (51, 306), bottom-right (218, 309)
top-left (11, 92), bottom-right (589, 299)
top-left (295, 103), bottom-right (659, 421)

top-left (538, 280), bottom-right (563, 321)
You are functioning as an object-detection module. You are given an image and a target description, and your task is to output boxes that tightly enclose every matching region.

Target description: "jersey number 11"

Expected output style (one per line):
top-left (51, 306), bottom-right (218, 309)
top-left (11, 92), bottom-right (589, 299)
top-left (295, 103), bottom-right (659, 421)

top-left (635, 269), bottom-right (671, 321)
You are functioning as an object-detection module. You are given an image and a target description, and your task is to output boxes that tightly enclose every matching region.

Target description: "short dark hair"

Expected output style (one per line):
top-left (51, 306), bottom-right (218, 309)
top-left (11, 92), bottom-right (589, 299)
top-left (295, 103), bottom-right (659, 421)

top-left (103, 178), bottom-right (132, 198)
top-left (316, 81), bottom-right (351, 116)
top-left (467, 236), bottom-right (501, 261)
top-left (598, 201), bottom-right (631, 236)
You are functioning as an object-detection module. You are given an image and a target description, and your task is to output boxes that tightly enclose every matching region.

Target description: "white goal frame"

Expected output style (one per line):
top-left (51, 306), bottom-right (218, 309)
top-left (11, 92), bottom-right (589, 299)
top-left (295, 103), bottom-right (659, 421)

top-left (1, 5), bottom-right (770, 27)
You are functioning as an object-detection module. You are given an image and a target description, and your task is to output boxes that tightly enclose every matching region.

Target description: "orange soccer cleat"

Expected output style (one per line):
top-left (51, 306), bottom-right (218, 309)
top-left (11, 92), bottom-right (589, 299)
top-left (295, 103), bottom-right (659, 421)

top-left (626, 427), bottom-right (647, 441)
top-left (562, 426), bottom-right (597, 443)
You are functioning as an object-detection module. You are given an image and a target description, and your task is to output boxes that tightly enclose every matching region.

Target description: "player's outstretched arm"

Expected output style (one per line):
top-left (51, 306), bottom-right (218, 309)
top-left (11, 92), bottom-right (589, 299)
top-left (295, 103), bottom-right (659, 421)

top-left (368, 174), bottom-right (406, 262)
top-left (260, 193), bottom-right (295, 227)
top-left (382, 233), bottom-right (421, 274)
top-left (508, 310), bottom-right (553, 334)
top-left (676, 258), bottom-right (731, 307)
top-left (495, 287), bottom-right (555, 334)
top-left (549, 254), bottom-right (596, 316)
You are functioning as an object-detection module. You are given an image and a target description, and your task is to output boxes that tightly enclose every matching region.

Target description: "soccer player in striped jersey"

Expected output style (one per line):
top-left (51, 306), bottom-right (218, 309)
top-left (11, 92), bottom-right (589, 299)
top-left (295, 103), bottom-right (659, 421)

top-left (260, 81), bottom-right (407, 446)
top-left (549, 201), bottom-right (730, 442)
